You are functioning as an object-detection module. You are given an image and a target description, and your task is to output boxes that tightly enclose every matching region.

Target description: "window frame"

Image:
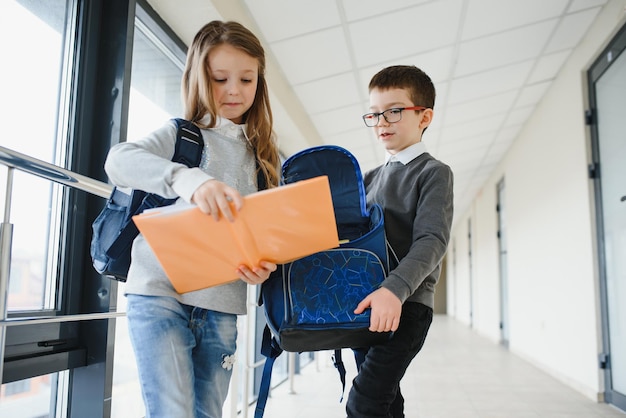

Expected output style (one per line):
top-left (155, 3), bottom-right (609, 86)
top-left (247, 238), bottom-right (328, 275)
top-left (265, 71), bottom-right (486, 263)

top-left (2, 1), bottom-right (138, 417)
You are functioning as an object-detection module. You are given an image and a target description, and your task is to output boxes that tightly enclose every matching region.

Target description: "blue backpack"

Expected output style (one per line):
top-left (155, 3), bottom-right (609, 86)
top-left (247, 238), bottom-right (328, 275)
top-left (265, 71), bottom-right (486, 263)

top-left (90, 118), bottom-right (203, 281)
top-left (255, 145), bottom-right (398, 418)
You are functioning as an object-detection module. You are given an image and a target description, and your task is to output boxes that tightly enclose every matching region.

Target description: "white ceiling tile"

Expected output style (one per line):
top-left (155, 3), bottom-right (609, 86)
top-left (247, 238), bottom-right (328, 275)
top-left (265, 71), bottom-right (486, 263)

top-left (474, 162), bottom-right (497, 176)
top-left (357, 66), bottom-right (380, 96)
top-left (244, 0), bottom-right (340, 42)
top-left (456, 20), bottom-right (557, 76)
top-left (341, 0), bottom-right (431, 21)
top-left (495, 125), bottom-right (523, 145)
top-left (483, 133), bottom-right (517, 165)
top-left (445, 147), bottom-right (488, 171)
top-left (462, 0), bottom-right (569, 40)
top-left (504, 105), bottom-right (535, 126)
top-left (361, 47), bottom-right (456, 88)
top-left (323, 129), bottom-right (372, 148)
top-left (309, 104), bottom-right (366, 138)
top-left (515, 81), bottom-right (551, 107)
top-left (348, 0), bottom-right (464, 68)
top-left (568, 0), bottom-right (608, 13)
top-left (452, 176), bottom-right (473, 193)
top-left (444, 91), bottom-right (517, 126)
top-left (482, 147), bottom-right (506, 167)
top-left (324, 130), bottom-right (382, 171)
top-left (439, 115), bottom-right (504, 143)
top-left (294, 73), bottom-right (361, 115)
top-left (425, 99), bottom-right (448, 146)
top-left (426, 134), bottom-right (442, 149)
top-left (147, 0), bottom-right (223, 45)
top-left (438, 135), bottom-right (494, 157)
top-left (270, 28), bottom-right (352, 85)
top-left (545, 8), bottom-right (602, 53)
top-left (448, 61), bottom-right (534, 104)
top-left (433, 81), bottom-right (449, 109)
top-left (527, 50), bottom-right (571, 83)
top-left (428, 115), bottom-right (445, 135)
top-left (471, 165), bottom-right (497, 187)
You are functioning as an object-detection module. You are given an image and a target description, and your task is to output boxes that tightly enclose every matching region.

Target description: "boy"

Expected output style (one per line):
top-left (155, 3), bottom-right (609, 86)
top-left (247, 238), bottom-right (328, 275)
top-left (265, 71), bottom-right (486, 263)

top-left (348, 65), bottom-right (454, 417)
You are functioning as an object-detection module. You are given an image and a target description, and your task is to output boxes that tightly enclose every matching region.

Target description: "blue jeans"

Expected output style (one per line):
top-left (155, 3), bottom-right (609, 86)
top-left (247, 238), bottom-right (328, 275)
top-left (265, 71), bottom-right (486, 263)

top-left (126, 295), bottom-right (237, 418)
top-left (346, 302), bottom-right (433, 418)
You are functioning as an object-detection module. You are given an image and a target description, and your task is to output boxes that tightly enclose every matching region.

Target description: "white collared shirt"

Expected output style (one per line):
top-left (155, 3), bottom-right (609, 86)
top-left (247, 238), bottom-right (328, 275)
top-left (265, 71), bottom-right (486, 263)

top-left (386, 141), bottom-right (427, 165)
top-left (198, 115), bottom-right (250, 142)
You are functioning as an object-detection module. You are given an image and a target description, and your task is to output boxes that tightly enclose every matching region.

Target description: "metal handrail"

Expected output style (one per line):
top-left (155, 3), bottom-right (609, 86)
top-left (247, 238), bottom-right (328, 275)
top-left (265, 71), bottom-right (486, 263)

top-left (0, 145), bottom-right (116, 385)
top-left (0, 145), bottom-right (113, 198)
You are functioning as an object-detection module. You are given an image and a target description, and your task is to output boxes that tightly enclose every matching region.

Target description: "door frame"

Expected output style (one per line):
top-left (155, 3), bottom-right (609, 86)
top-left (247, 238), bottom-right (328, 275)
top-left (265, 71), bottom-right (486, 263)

top-left (587, 22), bottom-right (626, 411)
top-left (496, 178), bottom-right (509, 348)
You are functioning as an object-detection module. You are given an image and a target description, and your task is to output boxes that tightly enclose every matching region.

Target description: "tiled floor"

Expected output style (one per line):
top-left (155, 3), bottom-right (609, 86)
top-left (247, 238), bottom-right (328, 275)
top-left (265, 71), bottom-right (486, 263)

top-left (250, 315), bottom-right (626, 418)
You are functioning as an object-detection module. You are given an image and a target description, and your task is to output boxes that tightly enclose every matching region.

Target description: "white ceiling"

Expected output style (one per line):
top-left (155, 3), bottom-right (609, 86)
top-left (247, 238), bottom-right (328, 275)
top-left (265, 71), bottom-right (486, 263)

top-left (147, 0), bottom-right (608, 223)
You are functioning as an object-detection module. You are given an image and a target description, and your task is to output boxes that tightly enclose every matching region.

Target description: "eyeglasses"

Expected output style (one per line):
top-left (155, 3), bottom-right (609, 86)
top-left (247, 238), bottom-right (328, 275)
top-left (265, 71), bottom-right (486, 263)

top-left (362, 106), bottom-right (427, 127)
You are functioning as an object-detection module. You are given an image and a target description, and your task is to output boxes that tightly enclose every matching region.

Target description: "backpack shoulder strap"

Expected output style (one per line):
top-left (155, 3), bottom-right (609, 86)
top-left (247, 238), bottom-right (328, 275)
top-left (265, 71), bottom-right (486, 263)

top-left (132, 119), bottom-right (203, 212)
top-left (333, 349), bottom-right (347, 402)
top-left (176, 118), bottom-right (270, 190)
top-left (172, 118), bottom-right (204, 168)
top-left (254, 326), bottom-right (284, 418)
top-left (106, 119), bottom-right (204, 256)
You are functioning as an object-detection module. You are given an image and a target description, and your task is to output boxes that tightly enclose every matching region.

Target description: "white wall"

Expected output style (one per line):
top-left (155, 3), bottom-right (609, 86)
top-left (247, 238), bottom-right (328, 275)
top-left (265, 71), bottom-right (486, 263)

top-left (446, 0), bottom-right (626, 401)
top-left (448, 220), bottom-right (473, 326)
top-left (472, 186), bottom-right (501, 342)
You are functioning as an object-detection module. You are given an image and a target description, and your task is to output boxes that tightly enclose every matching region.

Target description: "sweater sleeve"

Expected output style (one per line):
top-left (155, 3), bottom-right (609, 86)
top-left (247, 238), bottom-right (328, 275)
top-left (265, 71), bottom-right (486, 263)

top-left (382, 162), bottom-right (454, 303)
top-left (104, 120), bottom-right (213, 203)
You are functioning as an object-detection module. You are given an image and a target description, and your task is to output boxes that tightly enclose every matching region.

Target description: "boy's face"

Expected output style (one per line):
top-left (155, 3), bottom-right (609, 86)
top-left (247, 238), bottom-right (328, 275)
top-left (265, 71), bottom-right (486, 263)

top-left (368, 87), bottom-right (433, 155)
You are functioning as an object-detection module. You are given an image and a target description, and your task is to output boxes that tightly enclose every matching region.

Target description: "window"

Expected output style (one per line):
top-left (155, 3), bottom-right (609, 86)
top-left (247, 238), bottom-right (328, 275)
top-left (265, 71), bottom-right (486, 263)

top-left (0, 0), bottom-right (71, 312)
top-left (0, 374), bottom-right (57, 418)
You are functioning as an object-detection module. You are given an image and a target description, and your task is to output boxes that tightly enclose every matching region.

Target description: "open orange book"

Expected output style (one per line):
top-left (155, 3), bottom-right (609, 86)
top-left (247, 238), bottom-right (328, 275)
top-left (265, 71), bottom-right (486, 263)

top-left (132, 176), bottom-right (339, 293)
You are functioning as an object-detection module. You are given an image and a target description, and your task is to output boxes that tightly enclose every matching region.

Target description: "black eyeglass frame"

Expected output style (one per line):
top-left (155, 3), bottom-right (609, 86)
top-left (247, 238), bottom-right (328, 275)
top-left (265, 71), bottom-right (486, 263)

top-left (362, 106), bottom-right (428, 127)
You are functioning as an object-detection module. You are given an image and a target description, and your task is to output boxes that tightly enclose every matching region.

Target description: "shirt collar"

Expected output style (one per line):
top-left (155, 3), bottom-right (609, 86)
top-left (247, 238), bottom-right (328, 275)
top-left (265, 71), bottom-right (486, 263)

top-left (197, 115), bottom-right (249, 142)
top-left (386, 141), bottom-right (427, 165)
top-left (198, 114), bottom-right (242, 129)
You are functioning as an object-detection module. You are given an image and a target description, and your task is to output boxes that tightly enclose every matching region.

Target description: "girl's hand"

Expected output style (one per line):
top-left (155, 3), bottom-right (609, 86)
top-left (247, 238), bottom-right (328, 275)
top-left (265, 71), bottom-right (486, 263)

top-left (191, 179), bottom-right (244, 222)
top-left (237, 261), bottom-right (277, 285)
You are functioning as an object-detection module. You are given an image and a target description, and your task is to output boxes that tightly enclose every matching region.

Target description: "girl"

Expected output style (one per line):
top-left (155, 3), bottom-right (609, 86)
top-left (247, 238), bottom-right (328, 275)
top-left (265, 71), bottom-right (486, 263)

top-left (104, 20), bottom-right (280, 418)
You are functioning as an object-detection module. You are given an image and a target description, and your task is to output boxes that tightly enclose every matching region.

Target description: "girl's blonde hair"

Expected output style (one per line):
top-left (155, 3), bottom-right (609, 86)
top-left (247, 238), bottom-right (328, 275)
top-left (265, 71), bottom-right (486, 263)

top-left (181, 20), bottom-right (280, 188)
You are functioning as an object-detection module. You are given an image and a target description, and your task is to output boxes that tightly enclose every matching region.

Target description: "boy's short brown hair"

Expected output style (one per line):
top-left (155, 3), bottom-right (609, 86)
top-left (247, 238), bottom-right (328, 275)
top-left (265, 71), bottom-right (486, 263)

top-left (368, 65), bottom-right (435, 109)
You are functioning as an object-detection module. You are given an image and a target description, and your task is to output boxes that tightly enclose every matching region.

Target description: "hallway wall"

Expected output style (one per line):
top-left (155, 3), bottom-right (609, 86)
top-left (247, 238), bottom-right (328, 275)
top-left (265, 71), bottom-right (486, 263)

top-left (446, 0), bottom-right (626, 402)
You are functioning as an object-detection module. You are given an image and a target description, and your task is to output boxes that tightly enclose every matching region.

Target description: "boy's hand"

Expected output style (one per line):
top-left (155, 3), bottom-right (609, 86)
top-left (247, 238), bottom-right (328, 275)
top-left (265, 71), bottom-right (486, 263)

top-left (237, 261), bottom-right (277, 285)
top-left (191, 179), bottom-right (244, 222)
top-left (354, 287), bottom-right (402, 332)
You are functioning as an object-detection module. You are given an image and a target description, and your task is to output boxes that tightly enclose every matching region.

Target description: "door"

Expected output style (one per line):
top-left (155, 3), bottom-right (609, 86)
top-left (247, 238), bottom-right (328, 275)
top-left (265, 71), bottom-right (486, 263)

top-left (468, 218), bottom-right (474, 327)
top-left (497, 178), bottom-right (510, 347)
top-left (589, 23), bottom-right (626, 411)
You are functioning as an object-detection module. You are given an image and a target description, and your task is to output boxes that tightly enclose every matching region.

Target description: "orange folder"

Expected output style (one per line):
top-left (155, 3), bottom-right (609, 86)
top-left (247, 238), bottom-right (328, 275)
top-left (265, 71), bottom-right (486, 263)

top-left (132, 176), bottom-right (339, 293)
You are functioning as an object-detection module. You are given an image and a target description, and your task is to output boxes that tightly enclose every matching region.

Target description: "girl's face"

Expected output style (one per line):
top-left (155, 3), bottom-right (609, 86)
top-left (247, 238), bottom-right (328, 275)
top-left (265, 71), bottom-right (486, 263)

top-left (208, 43), bottom-right (259, 124)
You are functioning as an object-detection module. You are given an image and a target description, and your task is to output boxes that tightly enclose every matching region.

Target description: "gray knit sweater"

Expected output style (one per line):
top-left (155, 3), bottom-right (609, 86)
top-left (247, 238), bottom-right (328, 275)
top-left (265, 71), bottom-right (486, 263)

top-left (364, 152), bottom-right (454, 309)
top-left (104, 116), bottom-right (258, 314)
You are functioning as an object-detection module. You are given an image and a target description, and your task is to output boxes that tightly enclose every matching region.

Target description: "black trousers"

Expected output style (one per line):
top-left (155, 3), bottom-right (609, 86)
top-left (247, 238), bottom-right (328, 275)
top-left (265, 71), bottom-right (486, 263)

top-left (346, 302), bottom-right (433, 418)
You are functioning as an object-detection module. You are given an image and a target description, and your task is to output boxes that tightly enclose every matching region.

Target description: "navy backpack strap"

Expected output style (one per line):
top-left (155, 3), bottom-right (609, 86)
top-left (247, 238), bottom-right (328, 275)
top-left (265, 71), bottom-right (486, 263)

top-left (328, 347), bottom-right (369, 404)
top-left (106, 119), bottom-right (203, 259)
top-left (332, 349), bottom-right (348, 402)
top-left (331, 347), bottom-right (368, 402)
top-left (255, 326), bottom-right (284, 418)
top-left (172, 118), bottom-right (204, 166)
